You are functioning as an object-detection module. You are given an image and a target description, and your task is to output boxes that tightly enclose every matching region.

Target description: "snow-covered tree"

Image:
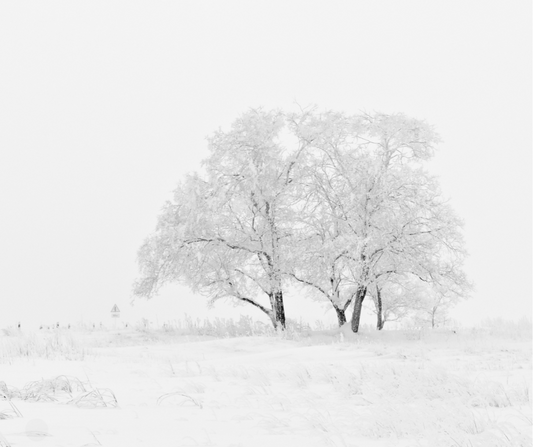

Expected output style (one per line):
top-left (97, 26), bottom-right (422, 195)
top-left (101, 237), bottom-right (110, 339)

top-left (409, 288), bottom-right (458, 328)
top-left (134, 107), bottom-right (470, 333)
top-left (282, 110), bottom-right (368, 326)
top-left (367, 276), bottom-right (417, 330)
top-left (288, 110), bottom-right (469, 332)
top-left (134, 109), bottom-right (304, 329)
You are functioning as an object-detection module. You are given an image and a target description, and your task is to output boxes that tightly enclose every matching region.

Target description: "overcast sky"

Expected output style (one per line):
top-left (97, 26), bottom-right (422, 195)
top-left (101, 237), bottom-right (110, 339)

top-left (0, 1), bottom-right (530, 329)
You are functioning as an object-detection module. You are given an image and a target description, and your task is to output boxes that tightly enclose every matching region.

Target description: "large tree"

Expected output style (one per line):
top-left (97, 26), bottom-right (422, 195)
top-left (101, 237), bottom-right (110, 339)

top-left (287, 110), bottom-right (469, 332)
top-left (134, 109), bottom-right (303, 329)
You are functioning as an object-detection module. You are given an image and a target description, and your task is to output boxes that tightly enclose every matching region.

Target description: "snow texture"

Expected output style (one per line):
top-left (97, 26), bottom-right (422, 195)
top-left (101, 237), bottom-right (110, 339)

top-left (0, 323), bottom-right (530, 446)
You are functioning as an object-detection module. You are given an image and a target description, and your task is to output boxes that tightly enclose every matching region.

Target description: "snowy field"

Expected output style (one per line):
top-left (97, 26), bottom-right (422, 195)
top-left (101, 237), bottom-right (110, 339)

top-left (0, 321), bottom-right (530, 447)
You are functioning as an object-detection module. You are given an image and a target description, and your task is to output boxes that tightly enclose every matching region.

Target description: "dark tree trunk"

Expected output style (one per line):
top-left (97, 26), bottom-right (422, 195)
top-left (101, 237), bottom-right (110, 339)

top-left (377, 314), bottom-right (385, 330)
top-left (235, 290), bottom-right (279, 329)
top-left (376, 286), bottom-right (384, 330)
top-left (334, 306), bottom-right (347, 327)
top-left (351, 286), bottom-right (367, 333)
top-left (274, 290), bottom-right (286, 330)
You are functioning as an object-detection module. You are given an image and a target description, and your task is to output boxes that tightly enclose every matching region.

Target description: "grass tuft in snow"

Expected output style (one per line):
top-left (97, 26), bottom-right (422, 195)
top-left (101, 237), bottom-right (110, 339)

top-left (0, 376), bottom-right (118, 409)
top-left (157, 391), bottom-right (203, 409)
top-left (68, 388), bottom-right (118, 408)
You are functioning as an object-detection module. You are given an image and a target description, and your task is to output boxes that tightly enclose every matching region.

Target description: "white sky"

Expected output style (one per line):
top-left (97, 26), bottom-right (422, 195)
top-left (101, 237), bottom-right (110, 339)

top-left (0, 1), bottom-right (530, 329)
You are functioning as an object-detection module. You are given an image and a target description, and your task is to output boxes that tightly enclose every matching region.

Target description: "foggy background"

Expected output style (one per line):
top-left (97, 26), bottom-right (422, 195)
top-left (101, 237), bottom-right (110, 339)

top-left (0, 1), bottom-right (530, 329)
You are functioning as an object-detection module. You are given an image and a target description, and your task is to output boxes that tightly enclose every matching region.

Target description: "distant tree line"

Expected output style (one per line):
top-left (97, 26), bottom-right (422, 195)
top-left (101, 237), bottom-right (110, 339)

top-left (133, 108), bottom-right (470, 332)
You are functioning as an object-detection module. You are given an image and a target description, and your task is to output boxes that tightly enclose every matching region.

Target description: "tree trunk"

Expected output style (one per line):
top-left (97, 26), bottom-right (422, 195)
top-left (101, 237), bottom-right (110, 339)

top-left (351, 286), bottom-right (367, 333)
top-left (334, 306), bottom-right (347, 327)
top-left (376, 286), bottom-right (384, 330)
top-left (237, 291), bottom-right (279, 329)
top-left (273, 290), bottom-right (286, 330)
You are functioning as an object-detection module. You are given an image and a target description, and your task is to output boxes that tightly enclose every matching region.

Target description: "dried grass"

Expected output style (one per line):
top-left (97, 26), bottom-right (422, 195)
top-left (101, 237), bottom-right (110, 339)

top-left (0, 375), bottom-right (117, 412)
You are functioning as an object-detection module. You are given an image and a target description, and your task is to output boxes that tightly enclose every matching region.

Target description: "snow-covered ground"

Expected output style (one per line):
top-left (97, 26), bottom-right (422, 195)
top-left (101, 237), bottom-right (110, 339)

top-left (0, 323), bottom-right (530, 447)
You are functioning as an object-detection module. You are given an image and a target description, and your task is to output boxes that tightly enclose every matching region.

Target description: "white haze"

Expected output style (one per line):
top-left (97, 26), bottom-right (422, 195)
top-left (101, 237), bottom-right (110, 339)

top-left (0, 1), bottom-right (530, 329)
